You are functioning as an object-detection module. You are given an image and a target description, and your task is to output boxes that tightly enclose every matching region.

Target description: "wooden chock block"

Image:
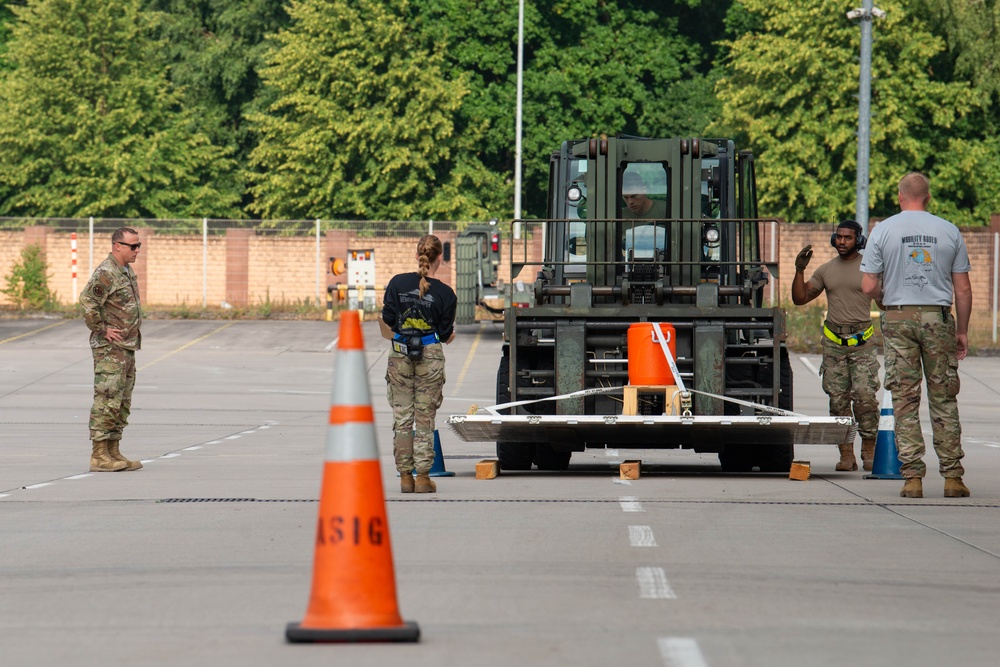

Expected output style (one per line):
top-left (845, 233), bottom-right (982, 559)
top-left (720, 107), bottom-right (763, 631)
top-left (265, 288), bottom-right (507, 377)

top-left (622, 385), bottom-right (680, 416)
top-left (789, 460), bottom-right (811, 481)
top-left (476, 459), bottom-right (499, 480)
top-left (620, 460), bottom-right (641, 480)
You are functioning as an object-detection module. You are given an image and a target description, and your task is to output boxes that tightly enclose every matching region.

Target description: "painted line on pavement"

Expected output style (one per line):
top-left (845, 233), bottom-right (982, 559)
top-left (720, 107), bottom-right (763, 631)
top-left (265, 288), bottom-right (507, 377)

top-left (138, 321), bottom-right (236, 371)
top-left (636, 567), bottom-right (677, 599)
top-left (0, 320), bottom-right (67, 346)
top-left (629, 525), bottom-right (658, 547)
top-left (619, 496), bottom-right (644, 512)
top-left (658, 637), bottom-right (708, 667)
top-left (451, 323), bottom-right (485, 397)
top-left (0, 419), bottom-right (280, 499)
top-left (798, 356), bottom-right (819, 377)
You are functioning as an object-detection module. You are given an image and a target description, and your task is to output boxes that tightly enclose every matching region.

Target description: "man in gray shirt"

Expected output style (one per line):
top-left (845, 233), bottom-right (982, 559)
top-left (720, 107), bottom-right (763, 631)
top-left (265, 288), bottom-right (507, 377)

top-left (860, 172), bottom-right (973, 499)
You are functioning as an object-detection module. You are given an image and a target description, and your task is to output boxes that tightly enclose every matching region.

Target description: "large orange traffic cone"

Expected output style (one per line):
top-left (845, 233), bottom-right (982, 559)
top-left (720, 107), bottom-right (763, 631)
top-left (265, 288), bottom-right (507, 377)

top-left (864, 390), bottom-right (903, 480)
top-left (286, 310), bottom-right (420, 643)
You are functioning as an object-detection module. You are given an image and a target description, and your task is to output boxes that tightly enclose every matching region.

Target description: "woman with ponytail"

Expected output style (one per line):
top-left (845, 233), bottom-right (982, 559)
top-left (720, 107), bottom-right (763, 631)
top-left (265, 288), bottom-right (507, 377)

top-left (379, 235), bottom-right (457, 493)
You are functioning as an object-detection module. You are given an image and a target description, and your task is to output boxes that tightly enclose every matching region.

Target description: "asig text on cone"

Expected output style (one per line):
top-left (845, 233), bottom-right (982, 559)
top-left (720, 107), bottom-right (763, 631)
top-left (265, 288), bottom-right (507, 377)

top-left (286, 310), bottom-right (419, 643)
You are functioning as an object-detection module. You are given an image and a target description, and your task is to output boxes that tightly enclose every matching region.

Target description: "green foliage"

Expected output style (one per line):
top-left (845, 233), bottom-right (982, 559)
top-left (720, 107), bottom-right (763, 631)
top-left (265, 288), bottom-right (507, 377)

top-left (906, 0), bottom-right (1000, 225)
top-left (2, 243), bottom-right (56, 310)
top-left (411, 0), bottom-right (719, 218)
top-left (248, 0), bottom-right (497, 222)
top-left (142, 0), bottom-right (290, 212)
top-left (713, 0), bottom-right (996, 227)
top-left (2, 1), bottom-right (1000, 224)
top-left (0, 2), bottom-right (17, 72)
top-left (0, 0), bottom-right (243, 218)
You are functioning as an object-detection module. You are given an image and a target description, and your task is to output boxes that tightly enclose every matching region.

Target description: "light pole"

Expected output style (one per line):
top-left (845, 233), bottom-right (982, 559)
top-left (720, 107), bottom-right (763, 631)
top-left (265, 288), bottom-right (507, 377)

top-left (513, 0), bottom-right (524, 239)
top-left (847, 1), bottom-right (886, 236)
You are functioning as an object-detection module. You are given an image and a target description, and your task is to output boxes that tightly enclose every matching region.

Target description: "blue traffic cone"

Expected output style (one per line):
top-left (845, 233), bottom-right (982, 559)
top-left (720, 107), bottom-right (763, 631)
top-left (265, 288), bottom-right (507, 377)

top-left (427, 429), bottom-right (456, 477)
top-left (400, 429), bottom-right (456, 478)
top-left (864, 391), bottom-right (903, 479)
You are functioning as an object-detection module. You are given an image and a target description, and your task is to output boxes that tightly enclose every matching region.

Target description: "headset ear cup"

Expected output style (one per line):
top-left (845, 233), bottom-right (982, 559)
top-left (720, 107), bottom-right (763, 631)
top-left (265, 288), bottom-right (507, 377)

top-left (831, 233), bottom-right (838, 248)
top-left (857, 234), bottom-right (866, 250)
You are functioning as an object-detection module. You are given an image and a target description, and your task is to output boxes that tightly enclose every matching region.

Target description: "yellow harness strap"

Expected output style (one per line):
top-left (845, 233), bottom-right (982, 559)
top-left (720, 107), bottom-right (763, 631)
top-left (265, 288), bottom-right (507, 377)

top-left (823, 324), bottom-right (874, 347)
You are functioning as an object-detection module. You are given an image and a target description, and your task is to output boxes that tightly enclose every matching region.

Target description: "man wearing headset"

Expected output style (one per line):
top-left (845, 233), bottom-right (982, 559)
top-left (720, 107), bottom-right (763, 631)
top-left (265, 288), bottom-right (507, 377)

top-left (792, 220), bottom-right (881, 472)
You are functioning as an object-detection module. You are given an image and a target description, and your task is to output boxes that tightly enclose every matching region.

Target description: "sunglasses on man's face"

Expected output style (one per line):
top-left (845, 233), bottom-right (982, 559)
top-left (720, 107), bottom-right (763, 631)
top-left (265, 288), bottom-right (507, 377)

top-left (116, 241), bottom-right (141, 251)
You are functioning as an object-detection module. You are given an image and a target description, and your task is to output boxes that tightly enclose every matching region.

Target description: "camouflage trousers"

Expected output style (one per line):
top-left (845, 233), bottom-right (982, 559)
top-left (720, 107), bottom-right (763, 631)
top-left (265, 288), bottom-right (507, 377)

top-left (819, 337), bottom-right (881, 439)
top-left (385, 343), bottom-right (446, 474)
top-left (881, 309), bottom-right (963, 479)
top-left (89, 346), bottom-right (136, 442)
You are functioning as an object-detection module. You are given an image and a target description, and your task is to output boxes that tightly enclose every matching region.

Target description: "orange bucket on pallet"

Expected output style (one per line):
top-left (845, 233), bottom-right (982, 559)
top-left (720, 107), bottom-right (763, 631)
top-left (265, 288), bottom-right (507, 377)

top-left (627, 322), bottom-right (677, 385)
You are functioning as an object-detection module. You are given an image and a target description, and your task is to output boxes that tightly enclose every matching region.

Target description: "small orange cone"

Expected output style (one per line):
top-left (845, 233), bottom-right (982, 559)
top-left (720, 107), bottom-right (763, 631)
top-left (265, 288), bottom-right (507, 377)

top-left (286, 310), bottom-right (420, 643)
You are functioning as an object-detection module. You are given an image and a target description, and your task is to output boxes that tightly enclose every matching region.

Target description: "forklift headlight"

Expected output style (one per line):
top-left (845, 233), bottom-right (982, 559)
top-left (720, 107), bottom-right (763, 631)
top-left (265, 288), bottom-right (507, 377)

top-left (703, 225), bottom-right (721, 247)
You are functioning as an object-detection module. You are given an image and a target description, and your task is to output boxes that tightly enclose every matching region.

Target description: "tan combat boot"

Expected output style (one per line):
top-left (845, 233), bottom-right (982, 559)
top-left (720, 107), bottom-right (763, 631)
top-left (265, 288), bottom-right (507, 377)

top-left (90, 441), bottom-right (127, 472)
top-left (107, 440), bottom-right (143, 471)
top-left (943, 478), bottom-right (970, 498)
top-left (899, 478), bottom-right (923, 498)
top-left (835, 444), bottom-right (858, 471)
top-left (400, 473), bottom-right (415, 493)
top-left (860, 438), bottom-right (876, 471)
top-left (414, 473), bottom-right (436, 494)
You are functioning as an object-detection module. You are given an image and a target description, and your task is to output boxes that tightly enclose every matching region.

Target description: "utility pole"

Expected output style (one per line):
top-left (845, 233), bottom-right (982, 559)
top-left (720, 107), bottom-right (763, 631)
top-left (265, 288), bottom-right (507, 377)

top-left (847, 1), bottom-right (886, 236)
top-left (513, 0), bottom-right (524, 239)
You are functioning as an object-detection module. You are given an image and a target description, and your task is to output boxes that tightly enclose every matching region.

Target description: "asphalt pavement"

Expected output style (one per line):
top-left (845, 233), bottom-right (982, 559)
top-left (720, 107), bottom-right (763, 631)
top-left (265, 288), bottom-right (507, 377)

top-left (2, 317), bottom-right (999, 667)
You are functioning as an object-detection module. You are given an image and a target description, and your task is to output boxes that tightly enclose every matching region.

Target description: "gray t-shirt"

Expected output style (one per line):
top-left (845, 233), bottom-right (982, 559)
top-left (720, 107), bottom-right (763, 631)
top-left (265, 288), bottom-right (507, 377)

top-left (859, 210), bottom-right (971, 306)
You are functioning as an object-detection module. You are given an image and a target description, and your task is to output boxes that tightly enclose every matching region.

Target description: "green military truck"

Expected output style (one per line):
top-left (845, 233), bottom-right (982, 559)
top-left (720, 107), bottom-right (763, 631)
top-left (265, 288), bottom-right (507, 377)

top-left (447, 136), bottom-right (855, 472)
top-left (454, 221), bottom-right (505, 325)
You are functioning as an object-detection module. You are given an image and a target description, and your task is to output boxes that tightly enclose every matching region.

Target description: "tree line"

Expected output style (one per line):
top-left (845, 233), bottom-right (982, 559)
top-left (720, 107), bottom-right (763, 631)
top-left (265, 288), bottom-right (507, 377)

top-left (0, 0), bottom-right (996, 227)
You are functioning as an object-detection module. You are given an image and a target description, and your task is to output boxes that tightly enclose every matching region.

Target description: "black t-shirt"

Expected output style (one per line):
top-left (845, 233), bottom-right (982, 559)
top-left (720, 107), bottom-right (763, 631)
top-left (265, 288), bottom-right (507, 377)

top-left (381, 272), bottom-right (457, 341)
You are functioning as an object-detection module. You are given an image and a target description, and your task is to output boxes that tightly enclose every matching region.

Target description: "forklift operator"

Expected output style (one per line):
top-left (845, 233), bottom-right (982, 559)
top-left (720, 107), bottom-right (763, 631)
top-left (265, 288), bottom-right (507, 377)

top-left (621, 171), bottom-right (667, 220)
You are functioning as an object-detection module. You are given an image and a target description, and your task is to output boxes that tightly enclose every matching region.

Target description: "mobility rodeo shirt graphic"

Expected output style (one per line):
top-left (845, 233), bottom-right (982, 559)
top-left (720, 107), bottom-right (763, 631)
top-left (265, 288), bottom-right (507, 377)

top-left (902, 234), bottom-right (937, 290)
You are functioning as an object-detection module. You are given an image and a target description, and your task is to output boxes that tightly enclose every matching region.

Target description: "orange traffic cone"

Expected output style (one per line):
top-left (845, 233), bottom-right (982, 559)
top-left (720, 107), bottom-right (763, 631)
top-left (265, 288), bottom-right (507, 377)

top-left (286, 310), bottom-right (420, 643)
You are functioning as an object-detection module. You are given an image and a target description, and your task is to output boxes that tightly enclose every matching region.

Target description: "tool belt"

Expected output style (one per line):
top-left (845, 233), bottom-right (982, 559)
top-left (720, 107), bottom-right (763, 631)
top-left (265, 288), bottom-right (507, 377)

top-left (883, 305), bottom-right (951, 321)
top-left (822, 322), bottom-right (874, 347)
top-left (392, 332), bottom-right (439, 361)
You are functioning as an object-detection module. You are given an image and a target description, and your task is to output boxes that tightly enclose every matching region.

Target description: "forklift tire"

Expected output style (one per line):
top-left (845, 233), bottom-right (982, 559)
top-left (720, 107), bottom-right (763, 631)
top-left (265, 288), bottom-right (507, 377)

top-left (753, 443), bottom-right (794, 472)
top-left (533, 444), bottom-right (571, 471)
top-left (495, 352), bottom-right (536, 470)
top-left (718, 446), bottom-right (754, 473)
top-left (497, 442), bottom-right (536, 470)
top-left (754, 348), bottom-right (794, 472)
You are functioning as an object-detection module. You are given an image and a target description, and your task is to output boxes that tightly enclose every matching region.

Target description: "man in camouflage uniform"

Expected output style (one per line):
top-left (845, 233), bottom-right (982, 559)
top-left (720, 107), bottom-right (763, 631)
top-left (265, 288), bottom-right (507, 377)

top-left (80, 227), bottom-right (144, 472)
top-left (792, 220), bottom-right (880, 471)
top-left (862, 173), bottom-right (973, 498)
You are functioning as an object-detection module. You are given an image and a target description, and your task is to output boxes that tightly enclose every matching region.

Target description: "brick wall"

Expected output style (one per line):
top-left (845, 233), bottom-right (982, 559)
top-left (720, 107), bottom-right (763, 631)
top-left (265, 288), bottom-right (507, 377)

top-left (0, 224), bottom-right (994, 331)
top-left (776, 218), bottom-right (1000, 336)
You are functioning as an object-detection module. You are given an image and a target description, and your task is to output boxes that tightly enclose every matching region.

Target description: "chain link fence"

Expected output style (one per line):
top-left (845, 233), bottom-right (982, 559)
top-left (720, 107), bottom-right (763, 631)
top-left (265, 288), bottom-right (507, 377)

top-left (0, 217), bottom-right (478, 310)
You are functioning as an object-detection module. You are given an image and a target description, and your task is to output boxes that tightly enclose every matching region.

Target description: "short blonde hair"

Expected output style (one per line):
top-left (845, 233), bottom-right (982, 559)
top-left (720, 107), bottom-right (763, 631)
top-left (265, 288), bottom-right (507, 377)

top-left (898, 172), bottom-right (930, 202)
